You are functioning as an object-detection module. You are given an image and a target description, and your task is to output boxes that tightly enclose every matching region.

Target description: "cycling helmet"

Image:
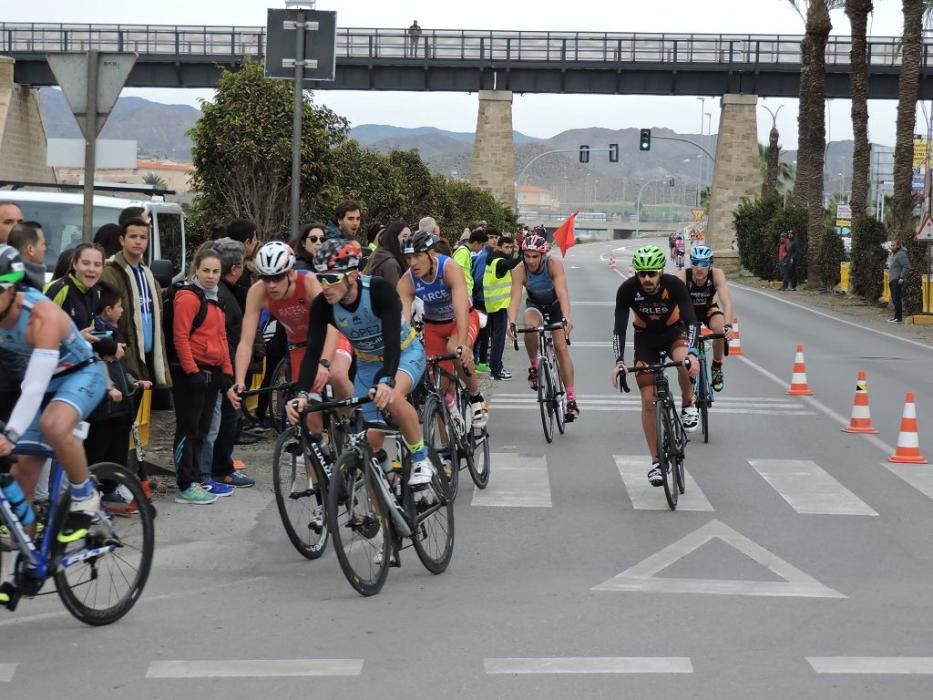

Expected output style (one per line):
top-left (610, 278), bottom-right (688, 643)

top-left (631, 245), bottom-right (666, 272)
top-left (255, 241), bottom-right (295, 276)
top-left (401, 229), bottom-right (436, 255)
top-left (521, 232), bottom-right (548, 253)
top-left (0, 245), bottom-right (25, 290)
top-left (314, 238), bottom-right (362, 273)
top-left (690, 245), bottom-right (714, 265)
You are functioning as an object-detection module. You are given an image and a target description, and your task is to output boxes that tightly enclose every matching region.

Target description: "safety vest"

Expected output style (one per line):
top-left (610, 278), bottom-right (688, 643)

top-left (452, 245), bottom-right (474, 296)
top-left (483, 257), bottom-right (512, 313)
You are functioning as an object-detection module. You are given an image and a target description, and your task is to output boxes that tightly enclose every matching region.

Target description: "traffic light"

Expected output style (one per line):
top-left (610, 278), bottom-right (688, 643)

top-left (579, 145), bottom-right (590, 164)
top-left (668, 177), bottom-right (676, 187)
top-left (639, 129), bottom-right (651, 151)
top-left (609, 143), bottom-right (619, 163)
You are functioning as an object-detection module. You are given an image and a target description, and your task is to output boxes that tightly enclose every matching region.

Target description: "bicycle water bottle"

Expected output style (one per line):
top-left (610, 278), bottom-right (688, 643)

top-left (446, 394), bottom-right (464, 432)
top-left (0, 474), bottom-right (35, 526)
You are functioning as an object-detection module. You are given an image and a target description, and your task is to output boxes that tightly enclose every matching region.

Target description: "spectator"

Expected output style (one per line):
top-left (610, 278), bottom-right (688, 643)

top-left (365, 222), bottom-right (409, 286)
top-left (45, 243), bottom-right (118, 352)
top-left (472, 226), bottom-right (501, 371)
top-left (366, 222), bottom-right (385, 251)
top-left (485, 235), bottom-right (521, 380)
top-left (93, 223), bottom-right (123, 258)
top-left (7, 222), bottom-right (46, 266)
top-left (119, 206), bottom-right (149, 227)
top-left (407, 20), bottom-right (422, 57)
top-left (171, 248), bottom-right (233, 505)
top-left (777, 232), bottom-right (789, 287)
top-left (291, 222), bottom-right (326, 271)
top-left (329, 201), bottom-right (362, 241)
top-left (419, 216), bottom-right (439, 236)
top-left (781, 231), bottom-right (800, 292)
top-left (888, 240), bottom-right (910, 323)
top-left (435, 237), bottom-right (452, 256)
top-left (50, 248), bottom-right (75, 282)
top-left (225, 218), bottom-right (262, 310)
top-left (0, 201), bottom-right (23, 244)
top-left (452, 229), bottom-right (487, 300)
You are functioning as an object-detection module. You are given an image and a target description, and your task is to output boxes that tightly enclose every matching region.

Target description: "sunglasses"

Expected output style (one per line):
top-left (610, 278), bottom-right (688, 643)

top-left (305, 235), bottom-right (323, 244)
top-left (259, 272), bottom-right (287, 284)
top-left (636, 271), bottom-right (660, 279)
top-left (692, 261), bottom-right (711, 268)
top-left (317, 272), bottom-right (348, 287)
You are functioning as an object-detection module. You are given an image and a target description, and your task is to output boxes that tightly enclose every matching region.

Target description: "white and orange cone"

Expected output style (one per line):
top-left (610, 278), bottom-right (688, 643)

top-left (842, 371), bottom-right (878, 434)
top-left (608, 255), bottom-right (616, 271)
top-left (728, 317), bottom-right (743, 356)
top-left (889, 392), bottom-right (928, 464)
top-left (786, 344), bottom-right (813, 396)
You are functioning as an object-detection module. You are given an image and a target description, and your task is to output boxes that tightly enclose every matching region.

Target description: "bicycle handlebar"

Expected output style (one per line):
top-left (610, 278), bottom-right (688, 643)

top-left (427, 349), bottom-right (473, 377)
top-left (510, 320), bottom-right (572, 349)
top-left (298, 393), bottom-right (373, 416)
top-left (616, 360), bottom-right (686, 394)
top-left (238, 381), bottom-right (299, 399)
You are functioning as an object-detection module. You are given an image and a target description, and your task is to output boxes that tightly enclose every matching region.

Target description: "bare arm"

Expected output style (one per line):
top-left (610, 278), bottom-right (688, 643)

top-left (507, 263), bottom-right (527, 328)
top-left (445, 258), bottom-right (471, 349)
top-left (234, 282), bottom-right (265, 388)
top-left (713, 268), bottom-right (734, 325)
top-left (304, 270), bottom-right (323, 301)
top-left (396, 271), bottom-right (415, 325)
top-left (549, 258), bottom-right (573, 331)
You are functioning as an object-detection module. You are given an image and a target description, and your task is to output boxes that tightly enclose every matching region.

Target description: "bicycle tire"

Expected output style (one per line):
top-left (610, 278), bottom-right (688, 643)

top-left (405, 448), bottom-right (455, 575)
top-left (272, 427), bottom-right (329, 560)
top-left (54, 463), bottom-right (154, 626)
top-left (422, 395), bottom-right (459, 502)
top-left (468, 427), bottom-right (491, 488)
top-left (698, 361), bottom-right (710, 444)
top-left (269, 357), bottom-right (291, 434)
top-left (538, 358), bottom-right (555, 443)
top-left (656, 405), bottom-right (678, 510)
top-left (551, 354), bottom-right (566, 435)
top-left (327, 451), bottom-right (391, 596)
top-left (674, 414), bottom-right (687, 495)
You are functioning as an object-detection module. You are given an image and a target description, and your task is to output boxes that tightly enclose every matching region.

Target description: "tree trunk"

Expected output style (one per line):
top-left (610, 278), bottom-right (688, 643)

top-left (795, 30), bottom-right (814, 210)
top-left (846, 0), bottom-right (873, 220)
top-left (764, 126), bottom-right (781, 198)
top-left (891, 0), bottom-right (925, 315)
top-left (804, 1), bottom-right (833, 289)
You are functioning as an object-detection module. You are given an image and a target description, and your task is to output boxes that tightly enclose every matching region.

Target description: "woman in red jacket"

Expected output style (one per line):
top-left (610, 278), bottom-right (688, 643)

top-left (172, 248), bottom-right (234, 505)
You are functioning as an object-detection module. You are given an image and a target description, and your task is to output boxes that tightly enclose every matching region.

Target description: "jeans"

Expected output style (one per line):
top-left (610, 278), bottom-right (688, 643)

top-left (474, 300), bottom-right (490, 364)
top-left (198, 393), bottom-right (223, 483)
top-left (782, 259), bottom-right (797, 290)
top-left (212, 393), bottom-right (241, 479)
top-left (488, 309), bottom-right (508, 375)
top-left (890, 280), bottom-right (904, 321)
top-left (172, 370), bottom-right (220, 491)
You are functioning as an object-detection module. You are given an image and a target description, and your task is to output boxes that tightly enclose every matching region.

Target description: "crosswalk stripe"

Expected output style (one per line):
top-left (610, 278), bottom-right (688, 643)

top-left (882, 462), bottom-right (933, 502)
top-left (0, 664), bottom-right (16, 682)
top-left (807, 657), bottom-right (933, 674)
top-left (484, 657), bottom-right (693, 674)
top-left (493, 398), bottom-right (806, 410)
top-left (748, 459), bottom-right (878, 516)
top-left (493, 393), bottom-right (803, 404)
top-left (614, 455), bottom-right (713, 511)
top-left (145, 660), bottom-right (364, 678)
top-left (491, 404), bottom-right (815, 416)
top-left (472, 454), bottom-right (551, 507)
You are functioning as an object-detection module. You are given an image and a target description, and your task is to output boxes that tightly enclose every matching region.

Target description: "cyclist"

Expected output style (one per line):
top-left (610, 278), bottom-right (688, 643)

top-left (610, 245), bottom-right (700, 487)
top-left (506, 232), bottom-right (579, 421)
top-left (675, 245), bottom-right (734, 391)
top-left (396, 230), bottom-right (487, 428)
top-left (668, 232), bottom-right (677, 260)
top-left (228, 241), bottom-right (353, 432)
top-left (287, 239), bottom-right (437, 497)
top-left (0, 246), bottom-right (107, 542)
top-left (674, 233), bottom-right (686, 269)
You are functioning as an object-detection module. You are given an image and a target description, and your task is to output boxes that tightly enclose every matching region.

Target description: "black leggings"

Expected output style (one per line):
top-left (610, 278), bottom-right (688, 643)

top-left (171, 370), bottom-right (220, 491)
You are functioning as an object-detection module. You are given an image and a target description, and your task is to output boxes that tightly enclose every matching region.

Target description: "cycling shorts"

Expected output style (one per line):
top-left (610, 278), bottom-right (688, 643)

top-left (354, 340), bottom-right (426, 423)
top-left (699, 304), bottom-right (724, 324)
top-left (16, 362), bottom-right (107, 454)
top-left (525, 298), bottom-right (564, 325)
top-left (337, 333), bottom-right (353, 359)
top-left (423, 310), bottom-right (480, 374)
top-left (633, 328), bottom-right (688, 389)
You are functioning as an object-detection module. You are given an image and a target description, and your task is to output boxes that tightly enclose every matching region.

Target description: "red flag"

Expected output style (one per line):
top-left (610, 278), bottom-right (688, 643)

top-left (553, 210), bottom-right (578, 257)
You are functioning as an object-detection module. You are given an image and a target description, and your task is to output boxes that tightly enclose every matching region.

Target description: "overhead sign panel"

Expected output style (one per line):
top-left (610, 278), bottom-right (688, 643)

top-left (47, 138), bottom-right (137, 169)
top-left (265, 9), bottom-right (337, 82)
top-left (47, 52), bottom-right (137, 138)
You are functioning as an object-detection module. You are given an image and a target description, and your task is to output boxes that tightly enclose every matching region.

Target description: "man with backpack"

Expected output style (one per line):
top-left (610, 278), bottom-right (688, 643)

top-left (471, 226), bottom-right (500, 373)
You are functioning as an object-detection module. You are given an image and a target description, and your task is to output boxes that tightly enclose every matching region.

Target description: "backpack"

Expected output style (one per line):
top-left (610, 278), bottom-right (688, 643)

top-left (162, 281), bottom-right (214, 366)
top-left (471, 248), bottom-right (489, 302)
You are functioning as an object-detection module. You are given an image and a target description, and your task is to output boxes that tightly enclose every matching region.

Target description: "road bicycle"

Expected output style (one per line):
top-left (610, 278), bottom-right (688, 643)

top-left (324, 394), bottom-right (454, 596)
top-left (421, 350), bottom-right (490, 501)
top-left (618, 356), bottom-right (689, 510)
top-left (513, 320), bottom-right (571, 443)
top-left (692, 324), bottom-right (729, 444)
top-left (0, 424), bottom-right (154, 625)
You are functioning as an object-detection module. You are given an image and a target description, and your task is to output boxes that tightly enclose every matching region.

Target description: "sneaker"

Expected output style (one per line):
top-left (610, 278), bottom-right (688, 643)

top-left (498, 368), bottom-right (513, 380)
top-left (309, 505), bottom-right (325, 534)
top-left (893, 318), bottom-right (903, 323)
top-left (647, 462), bottom-right (664, 487)
top-left (235, 432), bottom-right (260, 445)
top-left (102, 488), bottom-right (139, 517)
top-left (474, 362), bottom-right (491, 374)
top-left (409, 456), bottom-right (436, 486)
top-left (221, 471), bottom-right (256, 488)
top-left (527, 366), bottom-right (538, 391)
top-left (232, 459), bottom-right (247, 471)
top-left (471, 400), bottom-right (487, 429)
top-left (711, 365), bottom-right (724, 392)
top-left (681, 405), bottom-right (700, 432)
top-left (174, 483), bottom-right (218, 505)
top-left (201, 480), bottom-right (235, 498)
top-left (69, 488), bottom-right (101, 517)
top-left (565, 399), bottom-right (580, 422)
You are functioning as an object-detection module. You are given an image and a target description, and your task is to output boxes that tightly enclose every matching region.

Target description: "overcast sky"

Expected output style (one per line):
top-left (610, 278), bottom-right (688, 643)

top-left (6, 1), bottom-right (929, 150)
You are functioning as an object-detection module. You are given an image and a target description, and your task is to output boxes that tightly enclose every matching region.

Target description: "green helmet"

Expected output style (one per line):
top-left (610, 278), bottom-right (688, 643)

top-left (631, 245), bottom-right (666, 272)
top-left (0, 245), bottom-right (26, 289)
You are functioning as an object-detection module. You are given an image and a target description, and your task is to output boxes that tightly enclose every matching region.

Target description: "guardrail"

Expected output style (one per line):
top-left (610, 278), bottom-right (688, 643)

top-left (1, 23), bottom-right (928, 68)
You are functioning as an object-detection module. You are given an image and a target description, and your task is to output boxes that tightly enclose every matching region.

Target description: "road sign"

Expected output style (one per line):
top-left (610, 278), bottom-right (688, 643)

top-left (691, 208), bottom-right (705, 223)
top-left (47, 52), bottom-right (136, 138)
top-left (47, 138), bottom-right (136, 169)
top-left (914, 138), bottom-right (932, 168)
top-left (265, 9), bottom-right (337, 82)
top-left (915, 213), bottom-right (933, 242)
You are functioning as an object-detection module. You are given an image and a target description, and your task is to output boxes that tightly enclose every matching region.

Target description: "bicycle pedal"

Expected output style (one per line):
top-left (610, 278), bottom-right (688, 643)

top-left (0, 582), bottom-right (20, 611)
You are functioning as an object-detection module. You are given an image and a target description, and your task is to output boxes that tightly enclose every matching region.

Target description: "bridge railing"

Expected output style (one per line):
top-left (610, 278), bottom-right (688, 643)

top-left (0, 23), bottom-right (918, 68)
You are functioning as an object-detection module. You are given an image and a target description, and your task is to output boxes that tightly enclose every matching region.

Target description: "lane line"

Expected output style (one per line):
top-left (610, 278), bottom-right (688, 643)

top-left (146, 659), bottom-right (364, 678)
top-left (882, 462), bottom-right (933, 501)
top-left (472, 454), bottom-right (551, 508)
top-left (491, 405), bottom-right (815, 416)
top-left (484, 657), bottom-right (693, 674)
top-left (748, 459), bottom-right (878, 516)
top-left (807, 657), bottom-right (933, 674)
top-left (615, 455), bottom-right (713, 511)
top-left (492, 393), bottom-right (801, 403)
top-left (0, 664), bottom-right (16, 682)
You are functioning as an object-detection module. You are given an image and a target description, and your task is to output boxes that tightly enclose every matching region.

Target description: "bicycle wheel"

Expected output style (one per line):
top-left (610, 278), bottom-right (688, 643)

top-left (422, 395), bottom-right (459, 502)
top-left (655, 406), bottom-right (678, 510)
top-left (405, 448), bottom-right (455, 575)
top-left (538, 358), bottom-right (555, 443)
top-left (674, 418), bottom-right (687, 495)
top-left (327, 452), bottom-right (391, 596)
top-left (467, 427), bottom-right (491, 489)
top-left (53, 463), bottom-right (154, 626)
top-left (552, 358), bottom-right (567, 435)
top-left (698, 365), bottom-right (710, 444)
top-left (272, 427), bottom-right (329, 560)
top-left (269, 357), bottom-right (291, 434)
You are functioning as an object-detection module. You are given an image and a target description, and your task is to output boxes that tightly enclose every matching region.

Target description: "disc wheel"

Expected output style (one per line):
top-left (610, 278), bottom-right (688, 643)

top-left (405, 448), bottom-right (455, 575)
top-left (538, 359), bottom-right (555, 443)
top-left (467, 427), bottom-right (491, 489)
top-left (272, 426), bottom-right (329, 559)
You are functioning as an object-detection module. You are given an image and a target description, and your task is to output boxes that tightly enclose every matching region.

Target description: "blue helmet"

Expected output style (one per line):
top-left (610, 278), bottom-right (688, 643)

top-left (690, 245), bottom-right (713, 265)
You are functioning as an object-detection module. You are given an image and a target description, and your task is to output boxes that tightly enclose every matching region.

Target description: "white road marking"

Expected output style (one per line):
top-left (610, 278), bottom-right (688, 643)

top-left (748, 459), bottom-right (878, 516)
top-left (493, 393), bottom-right (802, 404)
top-left (472, 454), bottom-right (551, 507)
top-left (614, 455), bottom-right (713, 511)
top-left (566, 341), bottom-right (613, 347)
top-left (807, 657), bottom-right (933, 674)
top-left (0, 664), bottom-right (16, 682)
top-left (570, 301), bottom-right (616, 306)
top-left (882, 462), bottom-right (933, 501)
top-left (146, 659), bottom-right (364, 678)
top-left (592, 519), bottom-right (846, 598)
top-left (491, 404), bottom-right (814, 416)
top-left (484, 657), bottom-right (693, 674)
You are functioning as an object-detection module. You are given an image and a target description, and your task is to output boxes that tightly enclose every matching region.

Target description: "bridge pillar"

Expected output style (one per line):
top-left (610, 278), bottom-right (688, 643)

top-left (470, 90), bottom-right (514, 209)
top-left (0, 57), bottom-right (55, 183)
top-left (705, 94), bottom-right (761, 274)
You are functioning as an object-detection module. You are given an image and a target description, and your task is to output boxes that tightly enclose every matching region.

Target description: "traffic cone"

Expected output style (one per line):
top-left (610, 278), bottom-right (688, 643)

top-left (608, 255), bottom-right (616, 271)
top-left (786, 344), bottom-right (813, 396)
top-left (842, 371), bottom-right (878, 434)
top-left (727, 317), bottom-right (743, 356)
top-left (889, 392), bottom-right (928, 464)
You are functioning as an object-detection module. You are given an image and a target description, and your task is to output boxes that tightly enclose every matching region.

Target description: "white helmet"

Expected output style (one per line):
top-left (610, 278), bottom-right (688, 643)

top-left (255, 241), bottom-right (295, 276)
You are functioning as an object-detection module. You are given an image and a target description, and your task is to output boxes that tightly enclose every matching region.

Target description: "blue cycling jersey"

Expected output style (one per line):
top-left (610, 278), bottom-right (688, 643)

top-left (409, 254), bottom-right (455, 322)
top-left (332, 275), bottom-right (412, 356)
top-left (525, 256), bottom-right (556, 305)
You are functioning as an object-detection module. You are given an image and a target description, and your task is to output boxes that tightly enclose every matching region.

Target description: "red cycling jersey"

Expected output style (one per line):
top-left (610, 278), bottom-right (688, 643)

top-left (266, 271), bottom-right (311, 376)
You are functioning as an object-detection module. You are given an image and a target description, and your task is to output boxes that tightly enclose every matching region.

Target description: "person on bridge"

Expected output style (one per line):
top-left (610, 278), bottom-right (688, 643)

top-left (407, 21), bottom-right (422, 58)
top-left (676, 245), bottom-right (734, 391)
top-left (611, 246), bottom-right (700, 487)
top-left (506, 232), bottom-right (579, 422)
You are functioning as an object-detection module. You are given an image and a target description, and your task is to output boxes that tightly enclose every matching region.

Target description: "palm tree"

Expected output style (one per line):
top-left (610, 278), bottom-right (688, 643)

top-left (758, 144), bottom-right (797, 194)
top-left (846, 0), bottom-right (873, 220)
top-left (142, 172), bottom-right (169, 190)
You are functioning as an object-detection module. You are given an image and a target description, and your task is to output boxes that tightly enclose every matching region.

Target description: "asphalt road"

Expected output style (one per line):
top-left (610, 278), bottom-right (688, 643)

top-left (3, 238), bottom-right (933, 699)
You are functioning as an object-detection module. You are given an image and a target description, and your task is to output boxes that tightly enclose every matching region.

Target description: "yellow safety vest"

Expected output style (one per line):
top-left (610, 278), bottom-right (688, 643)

top-left (483, 257), bottom-right (512, 313)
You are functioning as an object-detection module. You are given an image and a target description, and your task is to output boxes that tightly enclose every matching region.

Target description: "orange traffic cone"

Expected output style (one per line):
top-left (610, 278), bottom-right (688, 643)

top-left (889, 392), bottom-right (928, 464)
top-left (728, 317), bottom-right (743, 356)
top-left (786, 344), bottom-right (813, 396)
top-left (842, 371), bottom-right (878, 434)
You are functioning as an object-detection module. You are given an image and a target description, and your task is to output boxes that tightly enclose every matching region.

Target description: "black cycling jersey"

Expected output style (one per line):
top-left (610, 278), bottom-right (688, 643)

top-left (612, 274), bottom-right (698, 362)
top-left (685, 267), bottom-right (718, 311)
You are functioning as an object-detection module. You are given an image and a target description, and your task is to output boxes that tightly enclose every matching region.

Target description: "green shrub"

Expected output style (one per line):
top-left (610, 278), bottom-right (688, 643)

top-left (849, 216), bottom-right (887, 301)
top-left (734, 195), bottom-right (780, 278)
top-left (769, 199), bottom-right (808, 284)
top-left (818, 225), bottom-right (845, 289)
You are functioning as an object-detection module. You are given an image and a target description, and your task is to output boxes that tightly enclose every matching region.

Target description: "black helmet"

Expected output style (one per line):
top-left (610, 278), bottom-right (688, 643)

top-left (401, 230), bottom-right (436, 255)
top-left (0, 245), bottom-right (43, 290)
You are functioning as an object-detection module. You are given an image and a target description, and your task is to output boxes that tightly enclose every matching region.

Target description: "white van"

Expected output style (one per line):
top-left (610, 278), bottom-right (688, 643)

top-left (6, 189), bottom-right (186, 278)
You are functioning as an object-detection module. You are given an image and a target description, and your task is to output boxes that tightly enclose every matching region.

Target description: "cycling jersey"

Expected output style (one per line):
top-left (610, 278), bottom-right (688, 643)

top-left (675, 238), bottom-right (685, 253)
top-left (612, 274), bottom-right (698, 363)
top-left (266, 271), bottom-right (311, 347)
top-left (685, 268), bottom-right (723, 323)
top-left (524, 257), bottom-right (557, 306)
top-left (409, 254), bottom-right (455, 322)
